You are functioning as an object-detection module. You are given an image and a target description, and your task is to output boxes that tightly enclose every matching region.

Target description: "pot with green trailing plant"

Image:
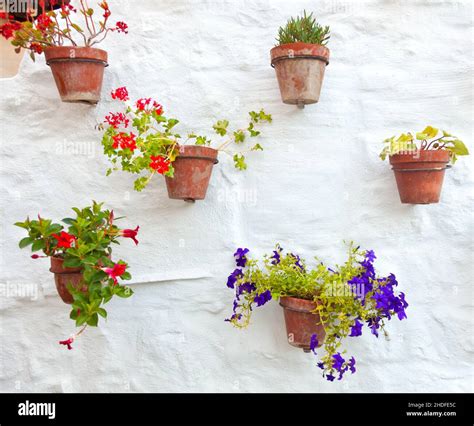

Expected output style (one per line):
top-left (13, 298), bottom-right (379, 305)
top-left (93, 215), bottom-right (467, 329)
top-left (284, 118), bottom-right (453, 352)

top-left (0, 1), bottom-right (128, 103)
top-left (225, 244), bottom-right (408, 381)
top-left (271, 11), bottom-right (330, 108)
top-left (15, 201), bottom-right (139, 349)
top-left (99, 87), bottom-right (272, 202)
top-left (380, 126), bottom-right (469, 204)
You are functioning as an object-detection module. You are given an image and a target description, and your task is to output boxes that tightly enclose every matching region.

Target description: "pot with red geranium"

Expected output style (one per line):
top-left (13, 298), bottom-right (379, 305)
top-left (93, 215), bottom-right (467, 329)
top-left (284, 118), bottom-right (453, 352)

top-left (271, 11), bottom-right (330, 108)
top-left (15, 201), bottom-right (140, 349)
top-left (226, 243), bottom-right (408, 381)
top-left (99, 87), bottom-right (272, 202)
top-left (0, 0), bottom-right (128, 103)
top-left (380, 126), bottom-right (469, 204)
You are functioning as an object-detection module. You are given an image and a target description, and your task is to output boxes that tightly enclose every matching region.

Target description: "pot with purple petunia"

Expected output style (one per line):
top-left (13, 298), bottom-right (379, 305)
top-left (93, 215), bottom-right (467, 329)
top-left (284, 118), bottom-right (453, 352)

top-left (224, 243), bottom-right (408, 381)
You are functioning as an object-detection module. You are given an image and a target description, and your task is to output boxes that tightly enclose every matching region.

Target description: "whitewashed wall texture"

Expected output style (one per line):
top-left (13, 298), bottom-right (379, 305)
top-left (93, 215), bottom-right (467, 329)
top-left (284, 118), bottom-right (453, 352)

top-left (0, 0), bottom-right (473, 392)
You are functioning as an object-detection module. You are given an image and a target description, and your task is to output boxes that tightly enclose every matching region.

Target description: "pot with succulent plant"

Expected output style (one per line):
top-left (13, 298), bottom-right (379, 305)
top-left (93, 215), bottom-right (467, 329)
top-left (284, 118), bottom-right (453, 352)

top-left (0, 0), bottom-right (128, 103)
top-left (99, 87), bottom-right (273, 202)
top-left (380, 126), bottom-right (469, 204)
top-left (15, 201), bottom-right (140, 349)
top-left (271, 10), bottom-right (330, 108)
top-left (225, 244), bottom-right (408, 381)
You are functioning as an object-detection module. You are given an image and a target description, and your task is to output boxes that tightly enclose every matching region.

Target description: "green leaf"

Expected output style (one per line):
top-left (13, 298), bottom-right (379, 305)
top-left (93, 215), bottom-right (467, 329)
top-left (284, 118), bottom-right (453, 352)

top-left (19, 237), bottom-right (34, 249)
top-left (87, 313), bottom-right (99, 327)
top-left (31, 239), bottom-right (45, 252)
top-left (71, 23), bottom-right (84, 33)
top-left (233, 154), bottom-right (247, 171)
top-left (97, 308), bottom-right (107, 318)
top-left (63, 257), bottom-right (82, 268)
top-left (213, 120), bottom-right (229, 136)
top-left (450, 139), bottom-right (469, 156)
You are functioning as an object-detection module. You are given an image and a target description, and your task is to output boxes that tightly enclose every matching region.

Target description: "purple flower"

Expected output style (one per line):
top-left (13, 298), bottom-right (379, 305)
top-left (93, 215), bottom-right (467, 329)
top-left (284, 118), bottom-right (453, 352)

top-left (254, 290), bottom-right (272, 307)
top-left (237, 282), bottom-right (256, 296)
top-left (226, 268), bottom-right (243, 289)
top-left (270, 250), bottom-right (281, 265)
top-left (348, 357), bottom-right (356, 374)
top-left (310, 334), bottom-right (319, 352)
top-left (332, 353), bottom-right (345, 371)
top-left (326, 374), bottom-right (335, 382)
top-left (367, 317), bottom-right (381, 337)
top-left (290, 253), bottom-right (305, 272)
top-left (234, 248), bottom-right (249, 267)
top-left (317, 362), bottom-right (325, 370)
top-left (349, 318), bottom-right (363, 337)
top-left (365, 250), bottom-right (376, 263)
top-left (225, 313), bottom-right (242, 322)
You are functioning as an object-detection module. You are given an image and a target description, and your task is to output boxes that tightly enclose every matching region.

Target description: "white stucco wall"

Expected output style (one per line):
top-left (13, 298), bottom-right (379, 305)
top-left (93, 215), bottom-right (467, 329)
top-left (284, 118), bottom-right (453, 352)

top-left (0, 0), bottom-right (473, 393)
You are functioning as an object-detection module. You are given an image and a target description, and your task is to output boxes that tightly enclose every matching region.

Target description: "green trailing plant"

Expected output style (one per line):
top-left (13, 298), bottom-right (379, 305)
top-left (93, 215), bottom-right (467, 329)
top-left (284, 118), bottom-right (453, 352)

top-left (15, 201), bottom-right (139, 349)
top-left (379, 126), bottom-right (469, 164)
top-left (226, 244), bottom-right (408, 381)
top-left (99, 87), bottom-right (273, 192)
top-left (276, 10), bottom-right (330, 46)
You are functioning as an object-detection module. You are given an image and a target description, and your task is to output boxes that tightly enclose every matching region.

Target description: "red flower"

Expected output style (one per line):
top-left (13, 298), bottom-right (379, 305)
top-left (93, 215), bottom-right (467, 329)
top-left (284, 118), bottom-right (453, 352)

top-left (59, 337), bottom-right (74, 350)
top-left (30, 43), bottom-right (43, 54)
top-left (112, 132), bottom-right (137, 151)
top-left (52, 231), bottom-right (77, 249)
top-left (150, 156), bottom-right (170, 175)
top-left (121, 226), bottom-right (139, 245)
top-left (111, 86), bottom-right (129, 101)
top-left (0, 20), bottom-right (21, 40)
top-left (105, 112), bottom-right (129, 129)
top-left (153, 101), bottom-right (163, 116)
top-left (115, 21), bottom-right (128, 34)
top-left (102, 263), bottom-right (127, 285)
top-left (99, 1), bottom-right (111, 18)
top-left (36, 13), bottom-right (53, 32)
top-left (136, 98), bottom-right (151, 111)
top-left (0, 12), bottom-right (13, 19)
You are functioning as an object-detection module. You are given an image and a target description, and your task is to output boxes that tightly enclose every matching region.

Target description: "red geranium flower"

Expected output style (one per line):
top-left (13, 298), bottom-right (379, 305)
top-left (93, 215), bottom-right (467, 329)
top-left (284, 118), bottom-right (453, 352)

top-left (102, 263), bottom-right (127, 285)
top-left (136, 98), bottom-right (152, 111)
top-left (111, 87), bottom-right (129, 102)
top-left (112, 132), bottom-right (137, 151)
top-left (150, 156), bottom-right (170, 175)
top-left (115, 21), bottom-right (128, 34)
top-left (105, 112), bottom-right (129, 129)
top-left (153, 101), bottom-right (163, 116)
top-left (121, 226), bottom-right (139, 245)
top-left (52, 231), bottom-right (77, 249)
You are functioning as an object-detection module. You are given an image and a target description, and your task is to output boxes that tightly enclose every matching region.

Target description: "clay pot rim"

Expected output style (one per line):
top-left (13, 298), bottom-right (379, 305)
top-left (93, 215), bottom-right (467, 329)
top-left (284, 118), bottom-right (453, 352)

top-left (271, 42), bottom-right (330, 64)
top-left (390, 150), bottom-right (451, 167)
top-left (44, 46), bottom-right (108, 66)
top-left (176, 144), bottom-right (219, 164)
top-left (50, 255), bottom-right (83, 274)
top-left (279, 295), bottom-right (318, 312)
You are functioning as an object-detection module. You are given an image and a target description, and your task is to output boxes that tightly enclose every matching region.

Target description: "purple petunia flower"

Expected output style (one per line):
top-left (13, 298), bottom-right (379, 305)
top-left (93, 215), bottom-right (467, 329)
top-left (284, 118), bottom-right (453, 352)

top-left (310, 334), bottom-right (318, 352)
top-left (332, 353), bottom-right (345, 372)
top-left (326, 374), bottom-right (335, 382)
top-left (237, 282), bottom-right (256, 296)
top-left (270, 250), bottom-right (281, 265)
top-left (348, 357), bottom-right (356, 374)
top-left (349, 318), bottom-right (363, 337)
top-left (254, 290), bottom-right (272, 307)
top-left (290, 253), bottom-right (305, 272)
top-left (234, 248), bottom-right (249, 268)
top-left (226, 268), bottom-right (243, 289)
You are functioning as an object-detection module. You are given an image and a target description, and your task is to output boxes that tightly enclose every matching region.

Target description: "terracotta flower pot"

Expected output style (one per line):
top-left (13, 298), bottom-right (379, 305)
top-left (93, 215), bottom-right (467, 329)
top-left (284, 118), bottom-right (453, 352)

top-left (279, 296), bottom-right (326, 353)
top-left (49, 256), bottom-right (86, 304)
top-left (389, 150), bottom-right (451, 204)
top-left (44, 46), bottom-right (108, 104)
top-left (165, 145), bottom-right (219, 202)
top-left (270, 42), bottom-right (330, 107)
